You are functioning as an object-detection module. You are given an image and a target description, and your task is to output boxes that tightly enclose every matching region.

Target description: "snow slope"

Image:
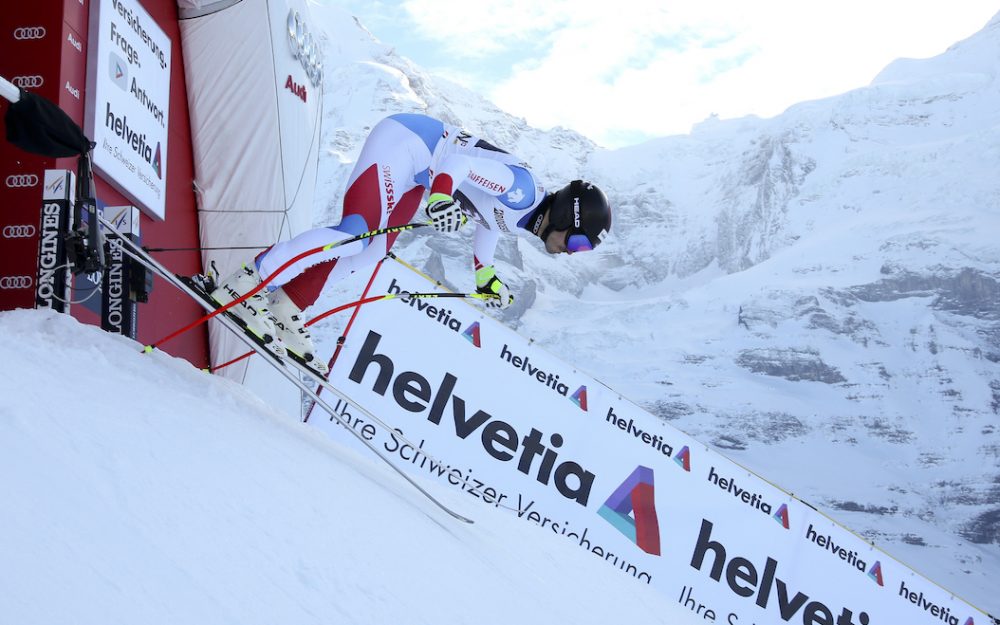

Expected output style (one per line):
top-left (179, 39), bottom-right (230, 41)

top-left (0, 309), bottom-right (684, 625)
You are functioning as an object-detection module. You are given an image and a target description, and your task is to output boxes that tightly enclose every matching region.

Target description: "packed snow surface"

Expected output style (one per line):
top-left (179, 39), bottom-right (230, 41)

top-left (0, 309), bottom-right (684, 624)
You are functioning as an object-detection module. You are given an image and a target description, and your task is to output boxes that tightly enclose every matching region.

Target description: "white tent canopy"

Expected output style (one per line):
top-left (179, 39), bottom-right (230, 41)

top-left (177, 0), bottom-right (322, 382)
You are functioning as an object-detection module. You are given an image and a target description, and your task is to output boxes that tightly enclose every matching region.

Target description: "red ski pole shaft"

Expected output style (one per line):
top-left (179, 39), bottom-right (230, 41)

top-left (144, 222), bottom-right (430, 352)
top-left (209, 290), bottom-right (487, 374)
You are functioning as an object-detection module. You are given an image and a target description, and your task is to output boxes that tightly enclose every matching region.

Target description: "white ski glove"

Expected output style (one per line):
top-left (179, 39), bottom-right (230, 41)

top-left (475, 265), bottom-right (514, 309)
top-left (425, 193), bottom-right (467, 233)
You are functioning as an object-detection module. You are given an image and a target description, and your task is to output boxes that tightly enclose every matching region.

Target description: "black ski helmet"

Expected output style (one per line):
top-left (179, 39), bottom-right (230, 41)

top-left (540, 180), bottom-right (612, 252)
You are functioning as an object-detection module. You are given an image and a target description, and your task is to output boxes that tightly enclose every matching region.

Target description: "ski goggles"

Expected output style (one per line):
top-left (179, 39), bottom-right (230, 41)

top-left (566, 232), bottom-right (594, 253)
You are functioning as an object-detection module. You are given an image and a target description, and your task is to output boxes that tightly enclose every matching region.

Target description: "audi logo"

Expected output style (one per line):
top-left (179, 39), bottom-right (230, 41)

top-left (5, 174), bottom-right (39, 188)
top-left (12, 75), bottom-right (44, 89)
top-left (13, 26), bottom-right (46, 40)
top-left (2, 225), bottom-right (36, 239)
top-left (287, 10), bottom-right (322, 87)
top-left (0, 276), bottom-right (33, 290)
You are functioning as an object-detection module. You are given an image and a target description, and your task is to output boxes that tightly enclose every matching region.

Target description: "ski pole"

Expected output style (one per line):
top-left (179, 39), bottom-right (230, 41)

top-left (208, 290), bottom-right (493, 373)
top-left (142, 221), bottom-right (431, 352)
top-left (305, 258), bottom-right (389, 418)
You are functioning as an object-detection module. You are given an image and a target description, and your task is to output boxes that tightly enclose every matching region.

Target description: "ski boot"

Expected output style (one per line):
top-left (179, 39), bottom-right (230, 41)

top-left (208, 264), bottom-right (284, 357)
top-left (268, 287), bottom-right (328, 376)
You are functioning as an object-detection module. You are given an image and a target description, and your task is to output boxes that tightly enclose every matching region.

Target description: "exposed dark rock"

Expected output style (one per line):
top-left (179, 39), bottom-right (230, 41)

top-left (828, 500), bottom-right (899, 515)
top-left (847, 268), bottom-right (1000, 322)
top-left (712, 435), bottom-right (747, 450)
top-left (646, 400), bottom-right (695, 421)
top-left (961, 508), bottom-right (1000, 545)
top-left (863, 418), bottom-right (914, 444)
top-left (737, 411), bottom-right (809, 443)
top-left (736, 348), bottom-right (847, 383)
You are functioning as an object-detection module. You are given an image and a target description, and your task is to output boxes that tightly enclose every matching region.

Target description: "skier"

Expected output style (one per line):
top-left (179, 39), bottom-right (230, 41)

top-left (207, 113), bottom-right (612, 373)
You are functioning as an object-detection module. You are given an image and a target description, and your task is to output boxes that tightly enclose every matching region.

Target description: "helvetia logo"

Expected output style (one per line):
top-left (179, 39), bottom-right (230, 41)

top-left (604, 406), bottom-right (675, 457)
top-left (674, 446), bottom-right (691, 472)
top-left (690, 519), bottom-right (872, 624)
top-left (899, 580), bottom-right (974, 625)
top-left (109, 52), bottom-right (128, 90)
top-left (104, 102), bottom-right (162, 179)
top-left (387, 278), bottom-right (473, 336)
top-left (806, 523), bottom-right (885, 586)
top-left (462, 322), bottom-right (481, 347)
top-left (499, 343), bottom-right (585, 409)
top-left (597, 466), bottom-right (661, 556)
top-left (708, 465), bottom-right (787, 528)
top-left (868, 561), bottom-right (884, 586)
top-left (152, 143), bottom-right (162, 179)
top-left (349, 330), bottom-right (596, 505)
top-left (806, 524), bottom-right (881, 582)
top-left (773, 503), bottom-right (790, 529)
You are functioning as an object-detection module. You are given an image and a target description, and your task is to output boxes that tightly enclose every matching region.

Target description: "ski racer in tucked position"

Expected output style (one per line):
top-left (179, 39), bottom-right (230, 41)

top-left (205, 113), bottom-right (612, 374)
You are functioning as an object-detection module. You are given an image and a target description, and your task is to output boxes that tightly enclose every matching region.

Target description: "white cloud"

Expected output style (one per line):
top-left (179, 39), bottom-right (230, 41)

top-left (400, 0), bottom-right (564, 57)
top-left (382, 1), bottom-right (999, 147)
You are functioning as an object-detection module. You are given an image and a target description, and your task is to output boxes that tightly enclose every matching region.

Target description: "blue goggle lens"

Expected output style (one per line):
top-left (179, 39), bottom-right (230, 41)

top-left (566, 233), bottom-right (594, 253)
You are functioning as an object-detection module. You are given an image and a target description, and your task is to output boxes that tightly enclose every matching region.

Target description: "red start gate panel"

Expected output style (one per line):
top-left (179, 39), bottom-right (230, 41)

top-left (0, 0), bottom-right (208, 368)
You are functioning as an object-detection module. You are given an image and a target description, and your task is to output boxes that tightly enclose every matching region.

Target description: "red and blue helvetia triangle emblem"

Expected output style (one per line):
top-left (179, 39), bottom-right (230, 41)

top-left (867, 561), bottom-right (884, 586)
top-left (570, 385), bottom-right (587, 411)
top-left (773, 503), bottom-right (790, 529)
top-left (674, 446), bottom-right (691, 472)
top-left (462, 322), bottom-right (481, 348)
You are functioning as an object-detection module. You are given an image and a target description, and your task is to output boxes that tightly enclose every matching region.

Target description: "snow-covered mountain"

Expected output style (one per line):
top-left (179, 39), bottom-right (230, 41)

top-left (307, 4), bottom-right (1000, 615)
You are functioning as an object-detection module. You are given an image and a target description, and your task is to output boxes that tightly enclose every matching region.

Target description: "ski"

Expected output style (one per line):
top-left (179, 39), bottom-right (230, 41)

top-left (176, 274), bottom-right (288, 360)
top-left (101, 217), bottom-right (474, 524)
top-left (179, 272), bottom-right (329, 378)
top-left (142, 221), bottom-right (431, 353)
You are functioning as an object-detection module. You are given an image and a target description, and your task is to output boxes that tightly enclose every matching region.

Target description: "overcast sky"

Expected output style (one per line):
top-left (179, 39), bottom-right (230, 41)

top-left (331, 1), bottom-right (999, 149)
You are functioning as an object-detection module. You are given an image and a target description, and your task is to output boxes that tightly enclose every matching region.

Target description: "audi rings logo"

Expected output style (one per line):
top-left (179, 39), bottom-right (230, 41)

top-left (13, 26), bottom-right (46, 40)
top-left (286, 10), bottom-right (322, 87)
top-left (12, 75), bottom-right (44, 89)
top-left (6, 174), bottom-right (39, 188)
top-left (0, 276), bottom-right (33, 290)
top-left (3, 225), bottom-right (36, 239)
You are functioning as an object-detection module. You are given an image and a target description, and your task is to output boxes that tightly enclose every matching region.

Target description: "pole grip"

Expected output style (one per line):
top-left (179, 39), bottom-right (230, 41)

top-left (0, 76), bottom-right (20, 103)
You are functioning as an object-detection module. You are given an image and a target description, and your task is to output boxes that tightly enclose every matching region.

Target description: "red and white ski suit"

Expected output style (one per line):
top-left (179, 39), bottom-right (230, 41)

top-left (255, 113), bottom-right (547, 309)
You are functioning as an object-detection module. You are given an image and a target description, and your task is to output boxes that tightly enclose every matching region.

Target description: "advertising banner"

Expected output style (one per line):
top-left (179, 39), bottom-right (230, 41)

top-left (101, 205), bottom-right (141, 337)
top-left (35, 170), bottom-right (74, 313)
top-left (85, 0), bottom-right (171, 219)
top-left (318, 259), bottom-right (997, 625)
